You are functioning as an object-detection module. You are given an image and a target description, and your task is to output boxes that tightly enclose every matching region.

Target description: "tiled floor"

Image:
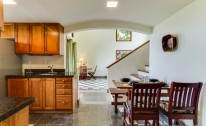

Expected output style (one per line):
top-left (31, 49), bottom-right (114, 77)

top-left (29, 90), bottom-right (169, 126)
top-left (79, 78), bottom-right (108, 90)
top-left (29, 90), bottom-right (124, 126)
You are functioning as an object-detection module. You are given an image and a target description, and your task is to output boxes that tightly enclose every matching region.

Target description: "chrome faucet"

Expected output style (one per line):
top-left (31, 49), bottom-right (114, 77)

top-left (48, 65), bottom-right (53, 73)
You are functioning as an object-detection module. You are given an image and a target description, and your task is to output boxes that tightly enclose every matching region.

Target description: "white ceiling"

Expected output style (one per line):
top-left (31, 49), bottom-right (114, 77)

top-left (4, 0), bottom-right (195, 27)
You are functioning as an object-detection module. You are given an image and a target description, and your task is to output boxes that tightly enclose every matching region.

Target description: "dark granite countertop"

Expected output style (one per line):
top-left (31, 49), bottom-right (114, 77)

top-left (0, 97), bottom-right (34, 122)
top-left (6, 69), bottom-right (76, 78)
top-left (6, 72), bottom-right (76, 78)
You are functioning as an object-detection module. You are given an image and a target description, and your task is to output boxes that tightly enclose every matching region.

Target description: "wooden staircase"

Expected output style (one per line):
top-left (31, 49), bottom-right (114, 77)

top-left (107, 41), bottom-right (150, 68)
top-left (130, 65), bottom-right (150, 82)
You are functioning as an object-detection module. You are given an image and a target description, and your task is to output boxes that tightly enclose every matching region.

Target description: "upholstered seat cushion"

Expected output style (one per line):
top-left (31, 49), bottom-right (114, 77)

top-left (160, 101), bottom-right (193, 114)
top-left (125, 100), bottom-right (157, 115)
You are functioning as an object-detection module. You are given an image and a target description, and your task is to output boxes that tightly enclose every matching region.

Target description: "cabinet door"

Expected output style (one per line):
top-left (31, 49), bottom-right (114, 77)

top-left (0, 23), bottom-right (14, 38)
top-left (29, 78), bottom-right (43, 110)
top-left (7, 78), bottom-right (28, 97)
top-left (30, 23), bottom-right (45, 54)
top-left (15, 23), bottom-right (30, 54)
top-left (45, 23), bottom-right (59, 55)
top-left (43, 78), bottom-right (55, 110)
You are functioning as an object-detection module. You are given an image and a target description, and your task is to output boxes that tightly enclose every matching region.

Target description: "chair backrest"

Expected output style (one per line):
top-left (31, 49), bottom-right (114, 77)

top-left (131, 83), bottom-right (162, 114)
top-left (93, 65), bottom-right (97, 73)
top-left (169, 82), bottom-right (202, 114)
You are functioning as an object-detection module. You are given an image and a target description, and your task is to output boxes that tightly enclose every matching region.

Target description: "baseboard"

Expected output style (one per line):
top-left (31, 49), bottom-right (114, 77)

top-left (94, 76), bottom-right (107, 78)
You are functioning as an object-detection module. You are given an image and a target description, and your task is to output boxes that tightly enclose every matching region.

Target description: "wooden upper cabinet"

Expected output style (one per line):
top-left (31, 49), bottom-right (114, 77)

top-left (30, 23), bottom-right (45, 54)
top-left (7, 78), bottom-right (29, 97)
top-left (15, 23), bottom-right (30, 54)
top-left (0, 23), bottom-right (15, 38)
top-left (45, 23), bottom-right (60, 55)
top-left (14, 23), bottom-right (63, 55)
top-left (0, 0), bottom-right (3, 31)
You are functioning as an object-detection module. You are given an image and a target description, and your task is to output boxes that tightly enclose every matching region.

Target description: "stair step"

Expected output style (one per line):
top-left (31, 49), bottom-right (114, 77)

top-left (130, 74), bottom-right (142, 81)
top-left (138, 69), bottom-right (149, 73)
top-left (138, 69), bottom-right (149, 77)
top-left (145, 65), bottom-right (149, 72)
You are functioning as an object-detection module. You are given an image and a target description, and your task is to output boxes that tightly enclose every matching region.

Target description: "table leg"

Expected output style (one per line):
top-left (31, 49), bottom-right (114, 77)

top-left (115, 94), bottom-right (118, 113)
top-left (127, 89), bottom-right (131, 100)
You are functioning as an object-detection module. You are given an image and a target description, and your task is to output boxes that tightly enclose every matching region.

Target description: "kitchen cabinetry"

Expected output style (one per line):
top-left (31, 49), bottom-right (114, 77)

top-left (0, 23), bottom-right (15, 39)
top-left (56, 78), bottom-right (72, 109)
top-left (6, 75), bottom-right (78, 112)
top-left (15, 23), bottom-right (30, 54)
top-left (29, 78), bottom-right (55, 110)
top-left (0, 0), bottom-right (3, 31)
top-left (7, 78), bottom-right (29, 97)
top-left (30, 23), bottom-right (45, 54)
top-left (45, 23), bottom-right (61, 55)
top-left (14, 23), bottom-right (63, 55)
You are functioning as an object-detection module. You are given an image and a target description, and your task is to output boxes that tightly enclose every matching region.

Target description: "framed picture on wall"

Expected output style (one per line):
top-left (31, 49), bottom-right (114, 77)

top-left (116, 50), bottom-right (132, 60)
top-left (116, 29), bottom-right (132, 41)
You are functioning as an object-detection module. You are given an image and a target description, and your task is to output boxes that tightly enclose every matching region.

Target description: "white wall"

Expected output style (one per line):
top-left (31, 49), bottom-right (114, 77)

top-left (0, 38), bottom-right (22, 97)
top-left (150, 0), bottom-right (206, 125)
top-left (73, 29), bottom-right (149, 76)
top-left (108, 43), bottom-right (149, 87)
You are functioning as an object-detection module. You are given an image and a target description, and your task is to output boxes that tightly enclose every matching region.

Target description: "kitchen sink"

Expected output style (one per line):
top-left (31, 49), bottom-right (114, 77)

top-left (39, 72), bottom-right (57, 76)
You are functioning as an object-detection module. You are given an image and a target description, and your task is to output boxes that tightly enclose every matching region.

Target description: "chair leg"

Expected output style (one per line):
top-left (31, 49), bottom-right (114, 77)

top-left (123, 109), bottom-right (125, 126)
top-left (193, 117), bottom-right (198, 126)
top-left (168, 118), bottom-right (172, 126)
top-left (174, 120), bottom-right (178, 125)
top-left (156, 119), bottom-right (160, 126)
top-left (88, 73), bottom-right (96, 80)
top-left (145, 120), bottom-right (147, 126)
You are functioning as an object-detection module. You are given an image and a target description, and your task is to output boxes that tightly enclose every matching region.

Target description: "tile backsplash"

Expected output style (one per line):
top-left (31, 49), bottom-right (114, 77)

top-left (22, 55), bottom-right (64, 74)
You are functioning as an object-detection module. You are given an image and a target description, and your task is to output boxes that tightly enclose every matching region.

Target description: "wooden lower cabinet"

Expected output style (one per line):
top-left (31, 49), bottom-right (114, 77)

top-left (0, 106), bottom-right (29, 126)
top-left (44, 78), bottom-right (56, 110)
top-left (29, 78), bottom-right (55, 110)
top-left (56, 95), bottom-right (72, 109)
top-left (7, 76), bottom-right (78, 112)
top-left (56, 78), bottom-right (73, 110)
top-left (7, 78), bottom-right (28, 97)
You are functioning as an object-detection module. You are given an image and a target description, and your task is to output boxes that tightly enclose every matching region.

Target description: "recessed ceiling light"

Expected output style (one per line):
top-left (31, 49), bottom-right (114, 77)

top-left (107, 1), bottom-right (118, 8)
top-left (3, 0), bottom-right (16, 5)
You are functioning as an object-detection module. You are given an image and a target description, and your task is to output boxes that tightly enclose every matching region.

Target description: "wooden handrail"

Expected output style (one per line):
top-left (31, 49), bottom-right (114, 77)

top-left (107, 40), bottom-right (150, 68)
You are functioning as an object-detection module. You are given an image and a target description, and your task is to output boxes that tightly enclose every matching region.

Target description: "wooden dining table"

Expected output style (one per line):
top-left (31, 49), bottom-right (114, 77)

top-left (79, 66), bottom-right (92, 80)
top-left (110, 80), bottom-right (170, 113)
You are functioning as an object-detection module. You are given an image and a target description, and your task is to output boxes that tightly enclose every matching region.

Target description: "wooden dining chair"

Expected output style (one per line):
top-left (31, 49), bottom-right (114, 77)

top-left (88, 65), bottom-right (97, 80)
top-left (123, 82), bottom-right (162, 126)
top-left (160, 82), bottom-right (203, 126)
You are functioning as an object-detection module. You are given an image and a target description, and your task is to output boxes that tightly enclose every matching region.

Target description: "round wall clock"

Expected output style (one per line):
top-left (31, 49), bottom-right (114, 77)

top-left (162, 34), bottom-right (177, 52)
